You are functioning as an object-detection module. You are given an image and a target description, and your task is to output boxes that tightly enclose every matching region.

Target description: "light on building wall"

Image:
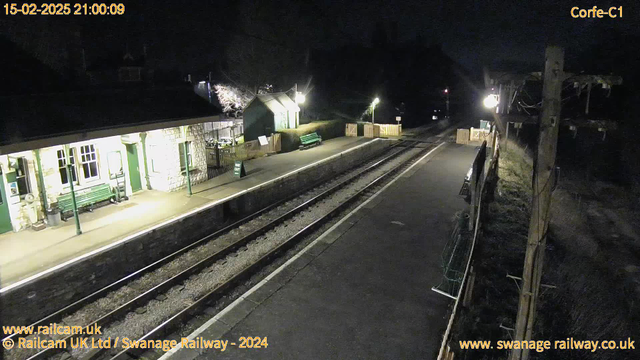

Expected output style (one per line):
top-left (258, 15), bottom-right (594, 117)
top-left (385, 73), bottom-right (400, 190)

top-left (180, 125), bottom-right (189, 141)
top-left (295, 92), bottom-right (306, 104)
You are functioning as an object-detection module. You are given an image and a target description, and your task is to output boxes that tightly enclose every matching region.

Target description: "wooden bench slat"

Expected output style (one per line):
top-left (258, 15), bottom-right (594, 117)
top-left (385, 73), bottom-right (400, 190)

top-left (299, 132), bottom-right (322, 148)
top-left (57, 183), bottom-right (114, 216)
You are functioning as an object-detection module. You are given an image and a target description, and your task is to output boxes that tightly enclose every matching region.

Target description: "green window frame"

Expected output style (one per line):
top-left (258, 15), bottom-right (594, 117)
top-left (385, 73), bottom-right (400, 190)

top-left (80, 144), bottom-right (100, 180)
top-left (179, 142), bottom-right (192, 172)
top-left (57, 148), bottom-right (78, 185)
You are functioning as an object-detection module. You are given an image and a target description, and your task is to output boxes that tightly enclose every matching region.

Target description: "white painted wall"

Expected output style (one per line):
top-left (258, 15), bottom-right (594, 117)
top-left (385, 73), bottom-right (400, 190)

top-left (1, 123), bottom-right (208, 232)
top-left (145, 124), bottom-right (207, 192)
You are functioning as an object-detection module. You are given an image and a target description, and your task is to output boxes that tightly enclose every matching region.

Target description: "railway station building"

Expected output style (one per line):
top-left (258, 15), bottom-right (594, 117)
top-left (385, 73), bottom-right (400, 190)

top-left (0, 86), bottom-right (220, 233)
top-left (243, 92), bottom-right (300, 141)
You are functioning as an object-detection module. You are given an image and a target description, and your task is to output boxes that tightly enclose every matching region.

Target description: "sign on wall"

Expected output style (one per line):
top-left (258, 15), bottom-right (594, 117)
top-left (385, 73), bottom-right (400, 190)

top-left (234, 161), bottom-right (246, 178)
top-left (107, 151), bottom-right (123, 179)
top-left (8, 182), bottom-right (18, 197)
top-left (120, 134), bottom-right (140, 144)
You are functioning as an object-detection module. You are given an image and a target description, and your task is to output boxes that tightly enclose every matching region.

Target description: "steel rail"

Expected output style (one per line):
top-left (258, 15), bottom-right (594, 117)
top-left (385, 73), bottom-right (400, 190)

top-left (3, 140), bottom-right (408, 346)
top-left (108, 140), bottom-right (439, 360)
top-left (25, 141), bottom-right (415, 360)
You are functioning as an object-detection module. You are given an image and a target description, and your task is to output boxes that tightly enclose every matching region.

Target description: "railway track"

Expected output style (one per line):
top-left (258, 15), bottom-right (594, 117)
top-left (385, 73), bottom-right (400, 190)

top-left (104, 139), bottom-right (445, 360)
top-left (4, 122), bottom-right (459, 360)
top-left (4, 139), bottom-right (428, 360)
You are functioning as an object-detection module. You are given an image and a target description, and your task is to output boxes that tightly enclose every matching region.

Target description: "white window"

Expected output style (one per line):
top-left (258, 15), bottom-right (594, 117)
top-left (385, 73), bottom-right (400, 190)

top-left (80, 144), bottom-right (100, 180)
top-left (57, 148), bottom-right (78, 185)
top-left (149, 144), bottom-right (162, 173)
top-left (179, 142), bottom-right (192, 172)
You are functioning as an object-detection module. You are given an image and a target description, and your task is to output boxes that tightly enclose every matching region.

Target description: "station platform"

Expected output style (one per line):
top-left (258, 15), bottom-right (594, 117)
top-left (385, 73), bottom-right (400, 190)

top-left (165, 142), bottom-right (478, 360)
top-left (0, 136), bottom-right (376, 289)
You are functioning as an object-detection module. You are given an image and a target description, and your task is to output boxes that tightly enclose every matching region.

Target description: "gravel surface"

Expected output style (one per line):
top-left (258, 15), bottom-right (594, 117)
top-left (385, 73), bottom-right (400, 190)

top-left (69, 147), bottom-right (422, 359)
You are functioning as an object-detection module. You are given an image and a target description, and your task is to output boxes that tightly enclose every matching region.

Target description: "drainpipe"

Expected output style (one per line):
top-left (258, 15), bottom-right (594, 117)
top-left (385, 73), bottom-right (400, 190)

top-left (34, 149), bottom-right (48, 213)
top-left (64, 144), bottom-right (82, 235)
top-left (183, 141), bottom-right (192, 196)
top-left (140, 132), bottom-right (152, 190)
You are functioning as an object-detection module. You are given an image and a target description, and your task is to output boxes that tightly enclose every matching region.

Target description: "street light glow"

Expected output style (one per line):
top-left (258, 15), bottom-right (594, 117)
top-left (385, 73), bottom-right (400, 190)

top-left (295, 92), bottom-right (306, 104)
top-left (483, 94), bottom-right (499, 109)
top-left (371, 97), bottom-right (380, 125)
top-left (444, 89), bottom-right (448, 93)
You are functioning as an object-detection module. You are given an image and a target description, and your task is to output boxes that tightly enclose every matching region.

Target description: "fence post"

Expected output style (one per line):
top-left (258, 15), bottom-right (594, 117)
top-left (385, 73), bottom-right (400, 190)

top-left (469, 141), bottom-right (487, 231)
top-left (469, 176), bottom-right (476, 231)
top-left (463, 266), bottom-right (475, 307)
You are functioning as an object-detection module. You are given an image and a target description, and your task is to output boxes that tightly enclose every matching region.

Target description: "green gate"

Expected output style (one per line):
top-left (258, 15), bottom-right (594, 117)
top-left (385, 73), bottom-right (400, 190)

top-left (126, 144), bottom-right (142, 193)
top-left (432, 211), bottom-right (471, 298)
top-left (0, 169), bottom-right (13, 233)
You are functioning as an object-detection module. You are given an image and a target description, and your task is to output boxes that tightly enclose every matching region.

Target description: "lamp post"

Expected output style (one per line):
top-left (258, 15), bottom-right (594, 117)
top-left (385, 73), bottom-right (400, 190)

top-left (444, 88), bottom-right (450, 118)
top-left (371, 97), bottom-right (380, 124)
top-left (64, 144), bottom-right (82, 235)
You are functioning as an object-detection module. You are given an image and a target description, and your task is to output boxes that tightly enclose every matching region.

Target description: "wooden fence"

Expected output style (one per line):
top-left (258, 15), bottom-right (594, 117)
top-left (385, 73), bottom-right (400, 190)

top-left (345, 123), bottom-right (357, 137)
top-left (456, 129), bottom-right (470, 145)
top-left (206, 134), bottom-right (281, 179)
top-left (470, 127), bottom-right (495, 143)
top-left (438, 130), bottom-right (500, 360)
top-left (363, 123), bottom-right (402, 138)
top-left (378, 124), bottom-right (402, 136)
top-left (457, 128), bottom-right (495, 145)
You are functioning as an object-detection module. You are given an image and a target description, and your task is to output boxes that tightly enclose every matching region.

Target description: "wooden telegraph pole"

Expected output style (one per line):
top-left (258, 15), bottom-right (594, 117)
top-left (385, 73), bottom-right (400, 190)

top-left (510, 45), bottom-right (564, 360)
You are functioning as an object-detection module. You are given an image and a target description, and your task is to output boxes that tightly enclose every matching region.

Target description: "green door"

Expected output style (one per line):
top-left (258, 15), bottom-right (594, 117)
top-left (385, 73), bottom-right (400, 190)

top-left (0, 170), bottom-right (13, 233)
top-left (126, 144), bottom-right (142, 193)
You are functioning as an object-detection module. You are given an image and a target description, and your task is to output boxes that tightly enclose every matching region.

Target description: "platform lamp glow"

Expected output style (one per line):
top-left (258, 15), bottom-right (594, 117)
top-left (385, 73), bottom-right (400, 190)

top-left (295, 92), bottom-right (306, 128)
top-left (180, 125), bottom-right (192, 196)
top-left (293, 83), bottom-right (306, 128)
top-left (483, 94), bottom-right (499, 109)
top-left (371, 97), bottom-right (380, 125)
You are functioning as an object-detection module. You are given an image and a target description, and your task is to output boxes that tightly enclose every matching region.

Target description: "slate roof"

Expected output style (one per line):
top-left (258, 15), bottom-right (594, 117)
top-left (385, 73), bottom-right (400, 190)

top-left (246, 92), bottom-right (300, 114)
top-left (0, 85), bottom-right (221, 147)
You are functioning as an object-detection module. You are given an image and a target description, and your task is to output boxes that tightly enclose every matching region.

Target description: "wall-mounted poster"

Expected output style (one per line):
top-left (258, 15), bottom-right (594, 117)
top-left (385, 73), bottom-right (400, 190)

top-left (8, 182), bottom-right (18, 197)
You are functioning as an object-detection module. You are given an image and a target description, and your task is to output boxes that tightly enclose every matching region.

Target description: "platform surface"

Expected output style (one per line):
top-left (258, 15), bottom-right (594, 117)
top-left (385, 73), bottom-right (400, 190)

top-left (169, 142), bottom-right (478, 360)
top-left (0, 136), bottom-right (375, 288)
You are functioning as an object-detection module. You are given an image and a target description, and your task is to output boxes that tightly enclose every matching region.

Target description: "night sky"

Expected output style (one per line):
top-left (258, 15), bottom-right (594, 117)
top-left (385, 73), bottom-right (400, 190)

top-left (3, 0), bottom-right (638, 75)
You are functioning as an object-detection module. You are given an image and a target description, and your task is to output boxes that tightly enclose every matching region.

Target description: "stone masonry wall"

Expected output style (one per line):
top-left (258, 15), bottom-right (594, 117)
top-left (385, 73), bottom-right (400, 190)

top-left (146, 124), bottom-right (207, 192)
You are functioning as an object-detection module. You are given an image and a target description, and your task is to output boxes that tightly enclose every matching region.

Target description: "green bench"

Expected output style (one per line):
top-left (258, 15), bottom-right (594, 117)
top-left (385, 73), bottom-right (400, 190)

top-left (57, 183), bottom-right (115, 220)
top-left (299, 132), bottom-right (322, 150)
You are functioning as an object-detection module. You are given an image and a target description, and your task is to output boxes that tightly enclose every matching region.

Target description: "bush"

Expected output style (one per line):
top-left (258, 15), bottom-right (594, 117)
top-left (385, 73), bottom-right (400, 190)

top-left (278, 119), bottom-right (346, 152)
